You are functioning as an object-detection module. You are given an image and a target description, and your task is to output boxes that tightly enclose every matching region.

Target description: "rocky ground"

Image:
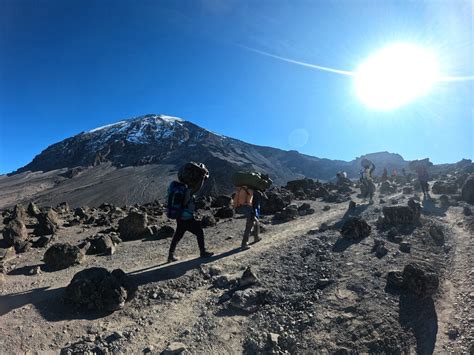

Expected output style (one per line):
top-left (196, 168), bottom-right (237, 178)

top-left (0, 172), bottom-right (473, 354)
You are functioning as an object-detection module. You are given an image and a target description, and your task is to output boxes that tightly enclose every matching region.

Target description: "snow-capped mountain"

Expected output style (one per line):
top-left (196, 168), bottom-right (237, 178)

top-left (4, 114), bottom-right (419, 207)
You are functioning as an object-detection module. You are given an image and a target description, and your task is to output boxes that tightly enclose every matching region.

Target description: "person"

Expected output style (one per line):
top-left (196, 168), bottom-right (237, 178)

top-left (381, 168), bottom-right (388, 181)
top-left (168, 177), bottom-right (213, 262)
top-left (241, 189), bottom-right (267, 249)
top-left (416, 165), bottom-right (430, 199)
top-left (360, 161), bottom-right (376, 204)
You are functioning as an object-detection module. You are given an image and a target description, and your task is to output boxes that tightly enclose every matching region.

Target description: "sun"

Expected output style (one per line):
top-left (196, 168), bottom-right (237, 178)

top-left (354, 43), bottom-right (439, 111)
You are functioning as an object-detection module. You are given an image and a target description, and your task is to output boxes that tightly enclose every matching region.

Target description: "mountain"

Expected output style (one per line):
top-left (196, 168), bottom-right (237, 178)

top-left (1, 114), bottom-right (420, 208)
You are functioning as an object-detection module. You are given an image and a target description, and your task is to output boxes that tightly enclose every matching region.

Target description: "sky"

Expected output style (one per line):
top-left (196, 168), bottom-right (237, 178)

top-left (0, 0), bottom-right (472, 174)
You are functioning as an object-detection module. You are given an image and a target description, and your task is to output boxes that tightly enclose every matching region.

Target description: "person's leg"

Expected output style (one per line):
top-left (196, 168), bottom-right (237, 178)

top-left (168, 219), bottom-right (187, 261)
top-left (253, 217), bottom-right (261, 242)
top-left (188, 219), bottom-right (212, 257)
top-left (242, 216), bottom-right (253, 247)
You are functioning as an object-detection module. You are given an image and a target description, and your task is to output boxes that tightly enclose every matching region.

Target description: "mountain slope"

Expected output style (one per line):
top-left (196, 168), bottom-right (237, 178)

top-left (0, 114), bottom-right (433, 208)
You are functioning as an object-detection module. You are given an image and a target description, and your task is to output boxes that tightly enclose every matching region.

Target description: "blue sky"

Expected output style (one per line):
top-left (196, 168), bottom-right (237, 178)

top-left (0, 0), bottom-right (472, 174)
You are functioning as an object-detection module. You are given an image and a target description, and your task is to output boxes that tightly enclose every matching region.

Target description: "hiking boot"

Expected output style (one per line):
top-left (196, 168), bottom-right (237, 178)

top-left (253, 237), bottom-right (262, 243)
top-left (168, 254), bottom-right (179, 263)
top-left (241, 243), bottom-right (251, 250)
top-left (200, 251), bottom-right (214, 258)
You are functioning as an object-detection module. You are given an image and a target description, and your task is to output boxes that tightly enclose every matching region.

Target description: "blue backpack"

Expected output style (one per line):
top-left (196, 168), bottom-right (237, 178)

top-left (167, 181), bottom-right (188, 219)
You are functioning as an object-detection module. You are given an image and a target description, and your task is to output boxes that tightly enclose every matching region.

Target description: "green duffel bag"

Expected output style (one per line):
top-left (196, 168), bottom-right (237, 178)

top-left (178, 162), bottom-right (209, 186)
top-left (232, 171), bottom-right (272, 190)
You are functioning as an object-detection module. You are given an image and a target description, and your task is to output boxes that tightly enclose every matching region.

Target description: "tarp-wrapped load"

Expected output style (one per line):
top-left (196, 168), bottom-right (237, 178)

top-left (232, 171), bottom-right (272, 190)
top-left (361, 158), bottom-right (373, 168)
top-left (409, 158), bottom-right (432, 171)
top-left (178, 162), bottom-right (209, 187)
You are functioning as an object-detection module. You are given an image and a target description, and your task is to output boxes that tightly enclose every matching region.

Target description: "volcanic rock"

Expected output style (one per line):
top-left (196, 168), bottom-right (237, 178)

top-left (65, 267), bottom-right (136, 312)
top-left (27, 202), bottom-right (41, 217)
top-left (88, 235), bottom-right (115, 255)
top-left (163, 342), bottom-right (187, 355)
top-left (230, 288), bottom-right (268, 312)
top-left (34, 210), bottom-right (60, 236)
top-left (386, 271), bottom-right (404, 289)
top-left (261, 189), bottom-right (293, 214)
top-left (200, 215), bottom-right (216, 228)
top-left (214, 207), bottom-right (234, 219)
top-left (239, 266), bottom-right (259, 288)
top-left (432, 181), bottom-right (458, 195)
top-left (156, 225), bottom-right (175, 239)
top-left (44, 243), bottom-right (85, 270)
top-left (461, 174), bottom-right (474, 204)
top-left (118, 211), bottom-right (148, 241)
top-left (383, 202), bottom-right (420, 225)
top-left (274, 204), bottom-right (298, 222)
top-left (429, 225), bottom-right (445, 245)
top-left (12, 204), bottom-right (27, 222)
top-left (3, 219), bottom-right (28, 246)
top-left (211, 195), bottom-right (232, 208)
top-left (402, 262), bottom-right (439, 298)
top-left (380, 181), bottom-right (397, 194)
top-left (340, 217), bottom-right (371, 240)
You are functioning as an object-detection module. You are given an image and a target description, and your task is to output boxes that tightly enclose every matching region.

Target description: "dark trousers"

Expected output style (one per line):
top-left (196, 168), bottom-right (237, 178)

top-left (420, 180), bottom-right (429, 194)
top-left (168, 218), bottom-right (205, 256)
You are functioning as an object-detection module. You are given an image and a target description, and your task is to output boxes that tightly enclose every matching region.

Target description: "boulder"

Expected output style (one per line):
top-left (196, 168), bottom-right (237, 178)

top-left (399, 242), bottom-right (411, 253)
top-left (163, 342), bottom-right (187, 355)
top-left (383, 203), bottom-right (420, 225)
top-left (3, 219), bottom-right (28, 246)
top-left (88, 235), bottom-right (116, 255)
top-left (261, 189), bottom-right (293, 214)
top-left (56, 202), bottom-right (70, 213)
top-left (340, 217), bottom-right (371, 240)
top-left (372, 239), bottom-right (387, 258)
top-left (195, 196), bottom-right (212, 210)
top-left (118, 211), bottom-right (148, 241)
top-left (239, 266), bottom-right (259, 288)
top-left (463, 206), bottom-right (472, 216)
top-left (156, 225), bottom-right (175, 239)
top-left (65, 267), bottom-right (136, 312)
top-left (230, 288), bottom-right (268, 312)
top-left (214, 207), bottom-right (234, 219)
top-left (12, 204), bottom-right (27, 222)
top-left (211, 195), bottom-right (232, 208)
top-left (429, 225), bottom-right (445, 245)
top-left (274, 204), bottom-right (298, 222)
top-left (27, 202), bottom-right (41, 217)
top-left (44, 243), bottom-right (84, 270)
top-left (432, 181), bottom-right (458, 195)
top-left (74, 207), bottom-right (89, 220)
top-left (34, 210), bottom-right (60, 236)
top-left (402, 262), bottom-right (439, 298)
top-left (439, 195), bottom-right (450, 207)
top-left (461, 174), bottom-right (474, 204)
top-left (200, 215), bottom-right (216, 228)
top-left (380, 181), bottom-right (397, 194)
top-left (402, 186), bottom-right (413, 195)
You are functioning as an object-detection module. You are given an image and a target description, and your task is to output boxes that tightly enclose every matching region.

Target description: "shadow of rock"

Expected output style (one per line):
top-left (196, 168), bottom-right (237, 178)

top-left (399, 293), bottom-right (437, 355)
top-left (8, 264), bottom-right (44, 276)
top-left (332, 236), bottom-right (365, 253)
top-left (422, 199), bottom-right (448, 217)
top-left (0, 286), bottom-right (116, 321)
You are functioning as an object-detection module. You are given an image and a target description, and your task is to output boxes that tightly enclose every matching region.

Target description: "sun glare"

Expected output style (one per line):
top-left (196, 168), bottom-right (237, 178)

top-left (354, 43), bottom-right (439, 111)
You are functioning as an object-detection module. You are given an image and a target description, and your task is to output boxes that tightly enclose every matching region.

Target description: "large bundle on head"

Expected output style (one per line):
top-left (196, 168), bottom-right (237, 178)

top-left (232, 171), bottom-right (272, 191)
top-left (361, 158), bottom-right (373, 168)
top-left (178, 162), bottom-right (209, 187)
top-left (409, 158), bottom-right (432, 171)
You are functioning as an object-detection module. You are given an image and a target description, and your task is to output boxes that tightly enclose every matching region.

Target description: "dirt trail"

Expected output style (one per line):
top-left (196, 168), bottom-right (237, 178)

top-left (434, 208), bottom-right (474, 354)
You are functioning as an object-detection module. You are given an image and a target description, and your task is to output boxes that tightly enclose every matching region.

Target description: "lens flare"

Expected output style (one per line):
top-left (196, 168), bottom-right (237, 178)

top-left (354, 43), bottom-right (440, 110)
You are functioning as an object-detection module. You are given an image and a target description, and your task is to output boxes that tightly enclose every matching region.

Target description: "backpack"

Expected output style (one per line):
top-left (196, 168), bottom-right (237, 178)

top-left (167, 181), bottom-right (188, 219)
top-left (233, 186), bottom-right (253, 208)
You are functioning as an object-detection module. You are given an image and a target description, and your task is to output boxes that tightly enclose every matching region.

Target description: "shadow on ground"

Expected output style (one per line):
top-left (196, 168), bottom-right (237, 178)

top-left (1, 248), bottom-right (243, 321)
top-left (399, 294), bottom-right (438, 355)
top-left (129, 247), bottom-right (242, 287)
